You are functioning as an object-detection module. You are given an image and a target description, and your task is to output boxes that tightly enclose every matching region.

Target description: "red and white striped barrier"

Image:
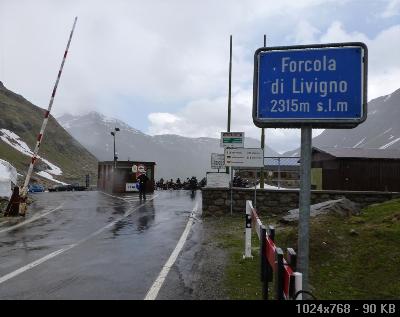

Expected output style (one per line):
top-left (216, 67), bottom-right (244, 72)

top-left (244, 200), bottom-right (303, 300)
top-left (19, 17), bottom-right (78, 208)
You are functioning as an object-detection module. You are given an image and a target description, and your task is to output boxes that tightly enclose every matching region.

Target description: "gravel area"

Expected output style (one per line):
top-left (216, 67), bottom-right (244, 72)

top-left (189, 217), bottom-right (229, 300)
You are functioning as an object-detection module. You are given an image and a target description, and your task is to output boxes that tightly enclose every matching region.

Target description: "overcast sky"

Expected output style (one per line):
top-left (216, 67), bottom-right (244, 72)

top-left (1, 0), bottom-right (400, 153)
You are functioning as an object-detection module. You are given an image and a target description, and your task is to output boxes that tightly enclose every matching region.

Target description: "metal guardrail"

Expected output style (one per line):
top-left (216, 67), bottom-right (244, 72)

top-left (244, 200), bottom-right (302, 300)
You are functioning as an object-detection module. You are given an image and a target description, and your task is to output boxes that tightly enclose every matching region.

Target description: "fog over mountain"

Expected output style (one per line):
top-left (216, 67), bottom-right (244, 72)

top-left (58, 111), bottom-right (279, 180)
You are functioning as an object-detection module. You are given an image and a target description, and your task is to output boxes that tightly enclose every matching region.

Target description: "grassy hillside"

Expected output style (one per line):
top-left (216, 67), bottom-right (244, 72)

top-left (0, 81), bottom-right (98, 185)
top-left (207, 199), bottom-right (400, 300)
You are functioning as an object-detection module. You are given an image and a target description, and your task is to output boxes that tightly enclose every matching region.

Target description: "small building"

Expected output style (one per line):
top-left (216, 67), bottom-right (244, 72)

top-left (98, 161), bottom-right (156, 194)
top-left (311, 147), bottom-right (400, 191)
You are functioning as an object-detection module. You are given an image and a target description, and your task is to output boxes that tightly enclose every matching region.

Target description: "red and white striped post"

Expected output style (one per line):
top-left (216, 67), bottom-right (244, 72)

top-left (19, 17), bottom-right (78, 215)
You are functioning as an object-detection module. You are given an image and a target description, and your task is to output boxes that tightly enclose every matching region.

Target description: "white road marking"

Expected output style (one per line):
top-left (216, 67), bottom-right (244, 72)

top-left (0, 194), bottom-right (159, 286)
top-left (100, 191), bottom-right (130, 201)
top-left (100, 191), bottom-right (152, 203)
top-left (0, 204), bottom-right (64, 235)
top-left (0, 245), bottom-right (76, 285)
top-left (144, 202), bottom-right (199, 300)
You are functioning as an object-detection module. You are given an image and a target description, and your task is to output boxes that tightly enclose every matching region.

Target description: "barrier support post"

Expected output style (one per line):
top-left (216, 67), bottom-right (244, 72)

top-left (260, 225), bottom-right (268, 299)
top-left (275, 248), bottom-right (285, 300)
top-left (293, 272), bottom-right (303, 300)
top-left (243, 200), bottom-right (252, 258)
top-left (287, 248), bottom-right (297, 272)
top-left (267, 225), bottom-right (275, 282)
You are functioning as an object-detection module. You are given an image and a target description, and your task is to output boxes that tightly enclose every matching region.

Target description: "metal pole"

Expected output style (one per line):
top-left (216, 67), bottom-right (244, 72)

top-left (226, 35), bottom-right (232, 175)
top-left (113, 134), bottom-right (116, 169)
top-left (244, 200), bottom-right (252, 258)
top-left (230, 167), bottom-right (233, 215)
top-left (260, 35), bottom-right (266, 189)
top-left (227, 34), bottom-right (232, 133)
top-left (19, 17), bottom-right (78, 214)
top-left (254, 181), bottom-right (257, 208)
top-left (278, 157), bottom-right (281, 189)
top-left (298, 126), bottom-right (312, 295)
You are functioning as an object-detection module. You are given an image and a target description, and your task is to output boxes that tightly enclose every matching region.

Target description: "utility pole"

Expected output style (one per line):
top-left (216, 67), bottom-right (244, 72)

top-left (226, 35), bottom-right (232, 175)
top-left (260, 35), bottom-right (266, 189)
top-left (111, 127), bottom-right (120, 169)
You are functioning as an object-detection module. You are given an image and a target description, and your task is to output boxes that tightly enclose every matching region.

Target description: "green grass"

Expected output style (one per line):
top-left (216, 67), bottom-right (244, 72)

top-left (208, 199), bottom-right (400, 300)
top-left (205, 215), bottom-right (263, 300)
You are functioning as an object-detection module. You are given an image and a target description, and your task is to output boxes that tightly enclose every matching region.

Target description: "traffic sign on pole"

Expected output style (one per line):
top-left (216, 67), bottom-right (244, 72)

top-left (253, 42), bottom-right (367, 128)
top-left (221, 132), bottom-right (245, 148)
top-left (211, 153), bottom-right (225, 170)
top-left (136, 164), bottom-right (146, 178)
top-left (225, 148), bottom-right (264, 168)
top-left (252, 42), bottom-right (368, 297)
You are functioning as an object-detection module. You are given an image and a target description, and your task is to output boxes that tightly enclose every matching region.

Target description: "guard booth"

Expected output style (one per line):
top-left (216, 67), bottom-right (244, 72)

top-left (97, 161), bottom-right (156, 194)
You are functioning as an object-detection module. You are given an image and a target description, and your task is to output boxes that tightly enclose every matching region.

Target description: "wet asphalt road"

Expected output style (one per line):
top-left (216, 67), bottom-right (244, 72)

top-left (0, 190), bottom-right (201, 299)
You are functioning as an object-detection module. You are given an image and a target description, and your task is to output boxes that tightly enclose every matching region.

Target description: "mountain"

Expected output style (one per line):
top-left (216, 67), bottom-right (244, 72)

top-left (281, 88), bottom-right (400, 156)
top-left (58, 111), bottom-right (279, 180)
top-left (0, 81), bottom-right (98, 186)
top-left (312, 88), bottom-right (400, 150)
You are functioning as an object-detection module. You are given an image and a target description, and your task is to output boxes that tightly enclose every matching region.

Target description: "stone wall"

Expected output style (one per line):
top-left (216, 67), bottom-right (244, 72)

top-left (202, 187), bottom-right (400, 216)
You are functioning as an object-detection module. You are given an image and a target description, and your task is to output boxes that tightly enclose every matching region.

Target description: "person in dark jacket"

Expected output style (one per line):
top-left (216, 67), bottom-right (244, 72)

top-left (137, 173), bottom-right (149, 200)
top-left (189, 176), bottom-right (197, 195)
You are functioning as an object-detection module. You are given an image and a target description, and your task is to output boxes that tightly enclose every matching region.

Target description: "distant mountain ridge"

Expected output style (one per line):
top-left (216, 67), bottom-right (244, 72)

top-left (281, 88), bottom-right (400, 156)
top-left (58, 111), bottom-right (279, 180)
top-left (312, 88), bottom-right (400, 150)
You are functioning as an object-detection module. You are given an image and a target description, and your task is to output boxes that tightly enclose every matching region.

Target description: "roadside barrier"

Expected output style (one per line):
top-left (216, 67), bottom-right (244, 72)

top-left (244, 200), bottom-right (302, 300)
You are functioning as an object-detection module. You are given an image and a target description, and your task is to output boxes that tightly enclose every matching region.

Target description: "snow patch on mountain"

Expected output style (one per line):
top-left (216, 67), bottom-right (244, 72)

top-left (379, 137), bottom-right (400, 149)
top-left (384, 94), bottom-right (392, 102)
top-left (0, 128), bottom-right (63, 177)
top-left (36, 171), bottom-right (67, 185)
top-left (353, 138), bottom-right (366, 148)
top-left (0, 159), bottom-right (17, 198)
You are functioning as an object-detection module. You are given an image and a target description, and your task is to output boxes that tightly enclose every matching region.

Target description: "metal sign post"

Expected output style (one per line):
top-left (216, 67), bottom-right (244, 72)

top-left (252, 42), bottom-right (368, 296)
top-left (230, 167), bottom-right (233, 215)
top-left (298, 126), bottom-right (312, 294)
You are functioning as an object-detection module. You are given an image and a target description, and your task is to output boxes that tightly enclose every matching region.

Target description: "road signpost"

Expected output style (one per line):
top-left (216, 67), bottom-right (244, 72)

top-left (252, 42), bottom-right (368, 296)
top-left (211, 153), bottom-right (225, 170)
top-left (220, 132), bottom-right (244, 148)
top-left (221, 131), bottom-right (245, 215)
top-left (253, 43), bottom-right (367, 128)
top-left (136, 164), bottom-right (146, 178)
top-left (224, 148), bottom-right (264, 168)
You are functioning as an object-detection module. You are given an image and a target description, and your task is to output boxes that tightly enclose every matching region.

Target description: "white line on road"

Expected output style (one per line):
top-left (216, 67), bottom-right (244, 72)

top-left (0, 244), bottom-right (76, 285)
top-left (101, 192), bottom-right (153, 204)
top-left (144, 202), bottom-right (199, 300)
top-left (0, 194), bottom-right (159, 286)
top-left (100, 191), bottom-right (131, 201)
top-left (0, 204), bottom-right (64, 235)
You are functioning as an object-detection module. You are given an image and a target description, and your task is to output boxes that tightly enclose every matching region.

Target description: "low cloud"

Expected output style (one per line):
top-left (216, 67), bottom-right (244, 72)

top-left (148, 21), bottom-right (400, 153)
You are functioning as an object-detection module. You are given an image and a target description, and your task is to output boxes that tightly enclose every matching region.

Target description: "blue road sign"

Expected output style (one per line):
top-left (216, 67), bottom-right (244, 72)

top-left (253, 43), bottom-right (367, 128)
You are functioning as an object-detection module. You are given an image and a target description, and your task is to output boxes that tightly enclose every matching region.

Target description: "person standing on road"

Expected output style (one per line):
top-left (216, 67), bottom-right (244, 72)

top-left (137, 173), bottom-right (149, 200)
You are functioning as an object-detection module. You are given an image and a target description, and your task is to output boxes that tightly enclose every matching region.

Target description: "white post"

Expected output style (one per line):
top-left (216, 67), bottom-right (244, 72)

top-left (293, 272), bottom-right (303, 300)
top-left (244, 200), bottom-right (253, 258)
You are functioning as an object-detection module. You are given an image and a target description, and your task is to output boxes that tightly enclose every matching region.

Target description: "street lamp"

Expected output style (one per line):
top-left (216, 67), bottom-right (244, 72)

top-left (110, 127), bottom-right (120, 168)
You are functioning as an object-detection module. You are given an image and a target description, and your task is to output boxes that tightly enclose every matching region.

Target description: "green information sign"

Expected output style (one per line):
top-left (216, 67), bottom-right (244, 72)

top-left (220, 132), bottom-right (244, 148)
